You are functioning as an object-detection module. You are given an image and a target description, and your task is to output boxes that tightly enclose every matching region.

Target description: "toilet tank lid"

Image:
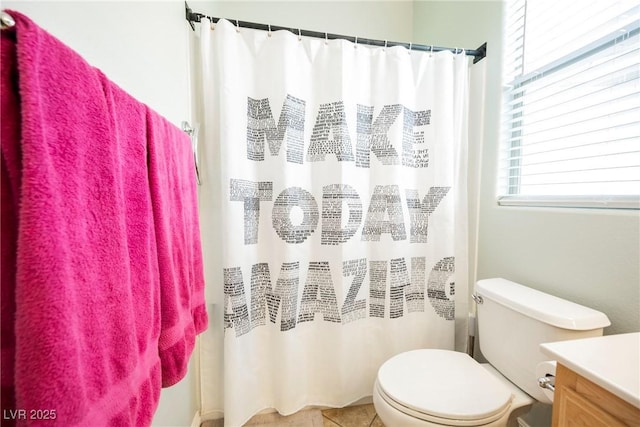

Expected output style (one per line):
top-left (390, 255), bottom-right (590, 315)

top-left (476, 278), bottom-right (611, 330)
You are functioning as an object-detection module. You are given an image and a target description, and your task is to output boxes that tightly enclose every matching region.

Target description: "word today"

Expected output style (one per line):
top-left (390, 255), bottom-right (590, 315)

top-left (231, 180), bottom-right (450, 245)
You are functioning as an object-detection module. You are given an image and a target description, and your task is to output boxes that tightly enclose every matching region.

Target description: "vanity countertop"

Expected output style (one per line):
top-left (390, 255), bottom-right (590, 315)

top-left (540, 332), bottom-right (640, 409)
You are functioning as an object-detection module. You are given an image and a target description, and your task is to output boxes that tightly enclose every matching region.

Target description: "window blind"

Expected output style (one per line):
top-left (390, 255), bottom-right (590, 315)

top-left (499, 0), bottom-right (640, 209)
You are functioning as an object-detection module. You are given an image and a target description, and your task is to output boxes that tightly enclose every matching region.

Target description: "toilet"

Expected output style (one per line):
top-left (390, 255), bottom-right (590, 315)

top-left (373, 278), bottom-right (611, 427)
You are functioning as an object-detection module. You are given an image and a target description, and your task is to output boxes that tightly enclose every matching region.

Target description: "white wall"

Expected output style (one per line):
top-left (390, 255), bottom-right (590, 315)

top-left (2, 2), bottom-right (198, 426)
top-left (189, 0), bottom-right (414, 43)
top-left (3, 1), bottom-right (191, 127)
top-left (413, 0), bottom-right (640, 336)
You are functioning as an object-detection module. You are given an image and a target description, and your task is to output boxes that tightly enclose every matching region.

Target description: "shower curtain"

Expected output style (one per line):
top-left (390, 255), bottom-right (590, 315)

top-left (197, 18), bottom-right (469, 426)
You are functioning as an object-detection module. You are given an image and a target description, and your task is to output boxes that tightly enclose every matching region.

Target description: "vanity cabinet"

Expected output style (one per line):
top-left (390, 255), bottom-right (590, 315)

top-left (552, 363), bottom-right (640, 427)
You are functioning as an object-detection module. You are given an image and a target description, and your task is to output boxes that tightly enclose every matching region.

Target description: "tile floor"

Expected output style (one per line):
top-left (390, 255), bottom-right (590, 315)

top-left (321, 404), bottom-right (385, 427)
top-left (200, 404), bottom-right (386, 427)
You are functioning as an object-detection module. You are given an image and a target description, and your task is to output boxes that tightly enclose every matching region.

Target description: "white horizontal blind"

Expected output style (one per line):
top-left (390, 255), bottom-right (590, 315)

top-left (500, 0), bottom-right (640, 208)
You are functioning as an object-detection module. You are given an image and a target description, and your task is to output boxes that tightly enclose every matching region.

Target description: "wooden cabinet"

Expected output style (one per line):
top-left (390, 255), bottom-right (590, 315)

top-left (552, 363), bottom-right (640, 427)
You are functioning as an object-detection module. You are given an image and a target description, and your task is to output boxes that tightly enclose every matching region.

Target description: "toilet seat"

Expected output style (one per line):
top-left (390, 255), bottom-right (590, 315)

top-left (376, 349), bottom-right (514, 425)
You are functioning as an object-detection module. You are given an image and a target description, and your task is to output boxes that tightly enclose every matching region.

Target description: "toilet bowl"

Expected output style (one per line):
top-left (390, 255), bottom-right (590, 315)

top-left (373, 349), bottom-right (534, 427)
top-left (373, 278), bottom-right (611, 427)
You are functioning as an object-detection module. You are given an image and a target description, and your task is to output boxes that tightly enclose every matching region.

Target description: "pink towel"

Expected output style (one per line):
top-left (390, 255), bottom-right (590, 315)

top-left (147, 108), bottom-right (208, 387)
top-left (1, 24), bottom-right (21, 420)
top-left (0, 11), bottom-right (188, 426)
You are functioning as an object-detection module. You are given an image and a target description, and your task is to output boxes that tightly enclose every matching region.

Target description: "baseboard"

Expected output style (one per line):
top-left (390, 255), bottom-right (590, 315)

top-left (191, 411), bottom-right (201, 427)
top-left (199, 409), bottom-right (225, 426)
top-left (350, 396), bottom-right (373, 406)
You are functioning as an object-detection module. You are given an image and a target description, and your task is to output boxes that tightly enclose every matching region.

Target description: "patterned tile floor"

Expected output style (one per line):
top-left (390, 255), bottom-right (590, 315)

top-left (321, 404), bottom-right (385, 427)
top-left (201, 404), bottom-right (385, 427)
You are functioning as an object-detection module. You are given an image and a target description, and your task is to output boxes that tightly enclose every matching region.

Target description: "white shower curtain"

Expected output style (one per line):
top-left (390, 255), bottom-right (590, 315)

top-left (197, 18), bottom-right (469, 426)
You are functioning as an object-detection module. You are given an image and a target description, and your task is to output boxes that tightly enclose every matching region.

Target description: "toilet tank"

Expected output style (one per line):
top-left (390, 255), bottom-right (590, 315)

top-left (475, 278), bottom-right (610, 403)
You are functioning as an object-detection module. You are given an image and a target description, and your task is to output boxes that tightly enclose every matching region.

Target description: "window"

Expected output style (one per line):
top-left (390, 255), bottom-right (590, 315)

top-left (499, 0), bottom-right (640, 209)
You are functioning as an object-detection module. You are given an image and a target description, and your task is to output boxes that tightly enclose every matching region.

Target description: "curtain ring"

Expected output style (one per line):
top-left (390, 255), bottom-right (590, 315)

top-left (325, 32), bottom-right (328, 45)
top-left (298, 28), bottom-right (302, 41)
top-left (268, 24), bottom-right (272, 37)
top-left (354, 36), bottom-right (358, 49)
top-left (384, 39), bottom-right (388, 50)
top-left (235, 19), bottom-right (240, 33)
top-left (408, 42), bottom-right (412, 54)
top-left (429, 45), bottom-right (433, 57)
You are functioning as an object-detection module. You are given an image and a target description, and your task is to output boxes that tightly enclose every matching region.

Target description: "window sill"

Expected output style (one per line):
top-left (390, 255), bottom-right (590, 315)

top-left (497, 195), bottom-right (640, 210)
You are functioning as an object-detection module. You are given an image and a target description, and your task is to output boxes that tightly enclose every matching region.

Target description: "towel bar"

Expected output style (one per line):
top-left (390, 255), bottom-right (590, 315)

top-left (1, 11), bottom-right (15, 29)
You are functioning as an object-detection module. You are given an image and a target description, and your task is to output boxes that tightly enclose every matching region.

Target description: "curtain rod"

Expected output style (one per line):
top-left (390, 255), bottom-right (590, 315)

top-left (184, 2), bottom-right (487, 64)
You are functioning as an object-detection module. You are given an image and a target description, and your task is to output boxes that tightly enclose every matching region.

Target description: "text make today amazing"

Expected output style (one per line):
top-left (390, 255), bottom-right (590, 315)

top-left (221, 95), bottom-right (457, 334)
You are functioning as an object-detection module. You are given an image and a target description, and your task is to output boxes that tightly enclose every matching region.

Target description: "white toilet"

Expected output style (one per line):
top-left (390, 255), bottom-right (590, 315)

top-left (373, 278), bottom-right (611, 427)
